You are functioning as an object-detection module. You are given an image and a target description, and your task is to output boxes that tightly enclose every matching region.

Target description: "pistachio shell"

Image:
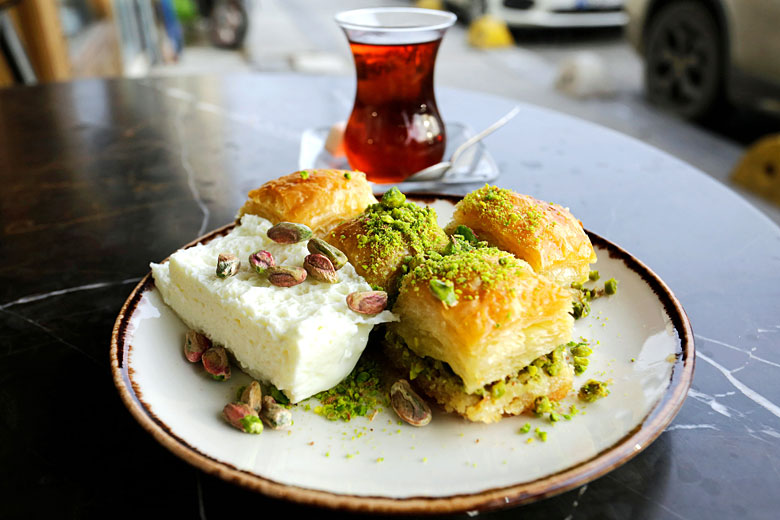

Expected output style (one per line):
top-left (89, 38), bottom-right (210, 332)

top-left (390, 380), bottom-right (431, 427)
top-left (240, 381), bottom-right (263, 412)
top-left (260, 396), bottom-right (292, 429)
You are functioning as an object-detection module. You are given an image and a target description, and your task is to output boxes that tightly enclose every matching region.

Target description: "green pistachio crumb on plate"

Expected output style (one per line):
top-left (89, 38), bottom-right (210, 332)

top-left (533, 396), bottom-right (553, 415)
top-left (578, 379), bottom-right (610, 402)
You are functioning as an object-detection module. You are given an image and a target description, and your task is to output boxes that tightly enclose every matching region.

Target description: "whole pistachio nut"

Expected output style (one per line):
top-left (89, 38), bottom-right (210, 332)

top-left (202, 346), bottom-right (231, 381)
top-left (184, 330), bottom-right (211, 363)
top-left (303, 254), bottom-right (339, 284)
top-left (307, 238), bottom-right (347, 270)
top-left (381, 186), bottom-right (406, 209)
top-left (267, 222), bottom-right (313, 244)
top-left (454, 225), bottom-right (478, 244)
top-left (240, 380), bottom-right (263, 412)
top-left (222, 402), bottom-right (263, 434)
top-left (249, 250), bottom-right (275, 274)
top-left (429, 279), bottom-right (458, 307)
top-left (346, 291), bottom-right (388, 314)
top-left (267, 266), bottom-right (307, 287)
top-left (216, 253), bottom-right (240, 278)
top-left (260, 396), bottom-right (293, 430)
top-left (390, 380), bottom-right (432, 427)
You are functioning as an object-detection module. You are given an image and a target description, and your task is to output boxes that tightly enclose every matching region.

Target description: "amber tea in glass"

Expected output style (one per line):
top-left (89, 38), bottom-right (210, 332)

top-left (335, 8), bottom-right (456, 183)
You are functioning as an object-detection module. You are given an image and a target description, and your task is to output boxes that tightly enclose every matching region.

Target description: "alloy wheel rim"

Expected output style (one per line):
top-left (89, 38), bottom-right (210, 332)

top-left (648, 18), bottom-right (712, 110)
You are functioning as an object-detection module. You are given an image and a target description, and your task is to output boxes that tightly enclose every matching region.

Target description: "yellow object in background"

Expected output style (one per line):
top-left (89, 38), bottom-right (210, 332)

top-left (468, 15), bottom-right (515, 49)
top-left (731, 134), bottom-right (780, 206)
top-left (415, 0), bottom-right (445, 9)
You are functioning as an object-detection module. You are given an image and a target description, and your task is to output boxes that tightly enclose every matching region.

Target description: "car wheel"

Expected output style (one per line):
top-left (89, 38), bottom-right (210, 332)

top-left (644, 1), bottom-right (723, 120)
top-left (209, 0), bottom-right (248, 49)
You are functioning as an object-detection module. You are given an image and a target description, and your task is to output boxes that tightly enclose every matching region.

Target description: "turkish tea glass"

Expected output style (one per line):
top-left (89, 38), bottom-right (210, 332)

top-left (335, 8), bottom-right (456, 184)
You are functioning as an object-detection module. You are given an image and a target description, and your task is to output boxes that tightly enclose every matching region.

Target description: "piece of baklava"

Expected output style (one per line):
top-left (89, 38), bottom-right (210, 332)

top-left (446, 185), bottom-right (597, 287)
top-left (237, 169), bottom-right (376, 236)
top-left (325, 188), bottom-right (449, 294)
top-left (385, 244), bottom-right (574, 423)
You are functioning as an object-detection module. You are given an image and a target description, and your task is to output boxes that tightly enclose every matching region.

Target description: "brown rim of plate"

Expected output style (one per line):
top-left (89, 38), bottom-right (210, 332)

top-left (110, 195), bottom-right (695, 515)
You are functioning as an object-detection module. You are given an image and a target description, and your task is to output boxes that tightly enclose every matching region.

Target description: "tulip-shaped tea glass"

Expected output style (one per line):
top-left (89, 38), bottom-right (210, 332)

top-left (335, 7), bottom-right (456, 183)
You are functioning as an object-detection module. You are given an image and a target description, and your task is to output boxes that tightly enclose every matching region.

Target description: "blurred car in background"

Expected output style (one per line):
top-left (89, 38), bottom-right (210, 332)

top-left (445, 0), bottom-right (628, 27)
top-left (626, 0), bottom-right (780, 120)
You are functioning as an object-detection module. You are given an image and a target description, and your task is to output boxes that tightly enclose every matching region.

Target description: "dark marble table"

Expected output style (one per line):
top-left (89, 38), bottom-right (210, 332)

top-left (1, 75), bottom-right (778, 519)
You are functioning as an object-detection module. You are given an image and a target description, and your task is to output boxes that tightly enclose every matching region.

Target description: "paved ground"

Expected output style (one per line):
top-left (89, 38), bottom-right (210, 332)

top-left (152, 0), bottom-right (780, 225)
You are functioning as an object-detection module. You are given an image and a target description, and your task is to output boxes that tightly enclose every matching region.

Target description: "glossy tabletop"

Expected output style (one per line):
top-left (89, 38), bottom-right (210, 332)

top-left (1, 75), bottom-right (778, 519)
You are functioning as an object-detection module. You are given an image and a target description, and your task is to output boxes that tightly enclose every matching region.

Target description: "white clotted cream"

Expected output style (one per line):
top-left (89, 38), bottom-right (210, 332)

top-left (151, 214), bottom-right (396, 402)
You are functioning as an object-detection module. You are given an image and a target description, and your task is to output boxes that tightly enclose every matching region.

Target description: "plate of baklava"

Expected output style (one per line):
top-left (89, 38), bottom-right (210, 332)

top-left (111, 169), bottom-right (694, 514)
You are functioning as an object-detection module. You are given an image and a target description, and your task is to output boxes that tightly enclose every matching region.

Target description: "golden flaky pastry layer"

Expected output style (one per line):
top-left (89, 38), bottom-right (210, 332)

top-left (390, 247), bottom-right (574, 394)
top-left (237, 169), bottom-right (376, 236)
top-left (447, 185), bottom-right (597, 287)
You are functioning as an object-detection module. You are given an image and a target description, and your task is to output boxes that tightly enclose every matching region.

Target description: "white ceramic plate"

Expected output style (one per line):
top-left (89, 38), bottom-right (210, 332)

top-left (111, 196), bottom-right (693, 514)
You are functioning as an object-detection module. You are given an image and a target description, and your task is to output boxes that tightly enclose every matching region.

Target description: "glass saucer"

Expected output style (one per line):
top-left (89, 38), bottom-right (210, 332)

top-left (298, 122), bottom-right (500, 191)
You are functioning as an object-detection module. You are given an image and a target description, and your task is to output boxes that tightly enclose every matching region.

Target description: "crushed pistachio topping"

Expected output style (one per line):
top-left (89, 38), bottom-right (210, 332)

top-left (533, 396), bottom-right (554, 415)
top-left (571, 275), bottom-right (619, 319)
top-left (567, 340), bottom-right (593, 375)
top-left (310, 358), bottom-right (385, 421)
top-left (381, 187), bottom-right (406, 208)
top-left (334, 199), bottom-right (447, 276)
top-left (401, 246), bottom-right (525, 300)
top-left (578, 379), bottom-right (610, 402)
top-left (459, 184), bottom-right (555, 239)
top-left (300, 170), bottom-right (310, 179)
top-left (344, 172), bottom-right (352, 180)
top-left (385, 331), bottom-right (567, 403)
top-left (490, 380), bottom-right (506, 399)
top-left (518, 422), bottom-right (531, 434)
top-left (530, 344), bottom-right (566, 377)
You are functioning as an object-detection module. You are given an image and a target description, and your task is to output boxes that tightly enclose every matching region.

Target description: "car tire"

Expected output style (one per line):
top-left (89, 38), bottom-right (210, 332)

top-left (644, 1), bottom-right (723, 121)
top-left (209, 0), bottom-right (248, 50)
